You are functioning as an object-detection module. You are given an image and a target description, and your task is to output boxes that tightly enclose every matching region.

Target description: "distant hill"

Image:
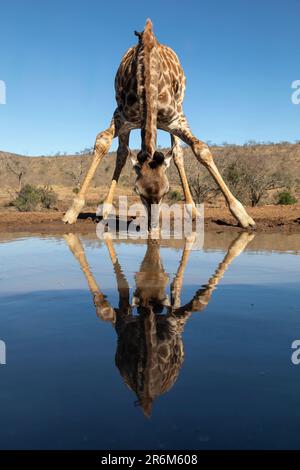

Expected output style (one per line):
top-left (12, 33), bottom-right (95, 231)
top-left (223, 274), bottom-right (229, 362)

top-left (1, 142), bottom-right (299, 205)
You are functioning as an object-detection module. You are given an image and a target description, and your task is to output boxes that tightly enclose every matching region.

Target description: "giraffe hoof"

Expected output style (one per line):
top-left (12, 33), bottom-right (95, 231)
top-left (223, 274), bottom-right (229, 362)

top-left (102, 211), bottom-right (111, 220)
top-left (62, 209), bottom-right (79, 224)
top-left (237, 214), bottom-right (256, 229)
top-left (238, 219), bottom-right (256, 230)
top-left (229, 201), bottom-right (256, 229)
top-left (62, 198), bottom-right (85, 224)
top-left (98, 202), bottom-right (115, 220)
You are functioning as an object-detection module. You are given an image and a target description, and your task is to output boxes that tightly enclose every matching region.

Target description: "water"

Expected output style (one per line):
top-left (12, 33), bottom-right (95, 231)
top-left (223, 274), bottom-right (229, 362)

top-left (0, 231), bottom-right (300, 450)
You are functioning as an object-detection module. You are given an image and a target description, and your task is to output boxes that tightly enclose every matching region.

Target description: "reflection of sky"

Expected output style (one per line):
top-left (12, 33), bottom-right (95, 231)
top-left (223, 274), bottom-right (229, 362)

top-left (0, 235), bottom-right (299, 298)
top-left (1, 234), bottom-right (300, 450)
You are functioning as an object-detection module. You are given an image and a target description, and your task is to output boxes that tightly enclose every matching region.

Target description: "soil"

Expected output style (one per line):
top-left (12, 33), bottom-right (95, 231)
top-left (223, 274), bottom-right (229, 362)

top-left (0, 204), bottom-right (300, 234)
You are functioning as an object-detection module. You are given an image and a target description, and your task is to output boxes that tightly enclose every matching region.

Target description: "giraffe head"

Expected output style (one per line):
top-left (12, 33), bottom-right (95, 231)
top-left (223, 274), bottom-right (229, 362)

top-left (130, 150), bottom-right (172, 216)
top-left (132, 237), bottom-right (170, 311)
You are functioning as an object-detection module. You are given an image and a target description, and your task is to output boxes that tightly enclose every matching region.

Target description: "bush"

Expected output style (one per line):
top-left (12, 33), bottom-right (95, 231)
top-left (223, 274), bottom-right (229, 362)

top-left (120, 175), bottom-right (129, 185)
top-left (222, 161), bottom-right (247, 204)
top-left (222, 156), bottom-right (292, 206)
top-left (39, 186), bottom-right (57, 209)
top-left (277, 191), bottom-right (297, 205)
top-left (224, 162), bottom-right (240, 190)
top-left (190, 173), bottom-right (220, 203)
top-left (11, 185), bottom-right (57, 211)
top-left (169, 189), bottom-right (182, 202)
top-left (73, 187), bottom-right (79, 194)
top-left (12, 185), bottom-right (40, 211)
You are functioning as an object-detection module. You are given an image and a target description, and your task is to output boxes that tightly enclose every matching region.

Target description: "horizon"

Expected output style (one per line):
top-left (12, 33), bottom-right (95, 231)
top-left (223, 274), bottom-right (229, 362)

top-left (0, 0), bottom-right (300, 155)
top-left (1, 138), bottom-right (300, 158)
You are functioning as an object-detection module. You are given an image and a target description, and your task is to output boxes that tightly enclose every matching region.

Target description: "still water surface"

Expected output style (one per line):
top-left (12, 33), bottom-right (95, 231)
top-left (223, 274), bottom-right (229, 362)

top-left (0, 231), bottom-right (300, 449)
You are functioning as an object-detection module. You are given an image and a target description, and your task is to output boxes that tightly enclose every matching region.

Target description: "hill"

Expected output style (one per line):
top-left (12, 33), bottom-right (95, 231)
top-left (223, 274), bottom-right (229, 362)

top-left (1, 142), bottom-right (300, 209)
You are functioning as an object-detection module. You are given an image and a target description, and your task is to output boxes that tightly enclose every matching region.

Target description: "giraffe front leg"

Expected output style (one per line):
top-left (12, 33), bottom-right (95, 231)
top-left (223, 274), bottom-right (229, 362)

top-left (63, 113), bottom-right (119, 224)
top-left (168, 117), bottom-right (256, 229)
top-left (171, 135), bottom-right (198, 221)
top-left (101, 131), bottom-right (130, 220)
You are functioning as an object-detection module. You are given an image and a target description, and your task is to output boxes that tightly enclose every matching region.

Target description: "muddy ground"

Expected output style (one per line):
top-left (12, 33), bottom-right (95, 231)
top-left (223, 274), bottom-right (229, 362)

top-left (0, 205), bottom-right (300, 234)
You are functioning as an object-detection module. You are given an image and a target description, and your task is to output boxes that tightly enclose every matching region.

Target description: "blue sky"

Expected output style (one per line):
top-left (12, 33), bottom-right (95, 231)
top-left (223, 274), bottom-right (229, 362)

top-left (0, 0), bottom-right (299, 155)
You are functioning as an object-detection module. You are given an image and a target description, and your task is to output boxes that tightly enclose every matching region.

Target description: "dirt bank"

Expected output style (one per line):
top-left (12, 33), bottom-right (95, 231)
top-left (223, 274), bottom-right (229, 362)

top-left (0, 205), bottom-right (300, 234)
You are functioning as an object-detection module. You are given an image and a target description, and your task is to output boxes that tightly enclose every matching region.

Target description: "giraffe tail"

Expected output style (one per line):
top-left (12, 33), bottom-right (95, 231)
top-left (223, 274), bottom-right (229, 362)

top-left (136, 19), bottom-right (159, 160)
top-left (142, 18), bottom-right (156, 50)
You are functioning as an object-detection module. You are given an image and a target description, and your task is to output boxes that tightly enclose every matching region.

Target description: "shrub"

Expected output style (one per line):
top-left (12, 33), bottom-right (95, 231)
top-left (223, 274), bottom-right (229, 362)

top-left (224, 162), bottom-right (240, 189)
top-left (73, 187), bottom-right (79, 194)
top-left (11, 185), bottom-right (57, 211)
top-left (169, 189), bottom-right (182, 201)
top-left (222, 161), bottom-right (247, 204)
top-left (222, 156), bottom-right (292, 206)
top-left (39, 186), bottom-right (57, 209)
top-left (120, 175), bottom-right (129, 185)
top-left (277, 191), bottom-right (297, 205)
top-left (12, 185), bottom-right (40, 211)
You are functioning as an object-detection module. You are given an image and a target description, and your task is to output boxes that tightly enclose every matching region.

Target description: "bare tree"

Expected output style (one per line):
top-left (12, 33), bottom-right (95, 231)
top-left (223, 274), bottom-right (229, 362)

top-left (76, 147), bottom-right (94, 155)
top-left (190, 172), bottom-right (220, 204)
top-left (244, 170), bottom-right (281, 207)
top-left (5, 156), bottom-right (26, 193)
top-left (65, 154), bottom-right (89, 190)
top-left (222, 155), bottom-right (293, 207)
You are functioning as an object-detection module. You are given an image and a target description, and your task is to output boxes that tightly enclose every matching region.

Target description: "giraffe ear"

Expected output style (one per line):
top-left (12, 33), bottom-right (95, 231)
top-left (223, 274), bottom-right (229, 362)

top-left (130, 153), bottom-right (141, 172)
top-left (163, 153), bottom-right (172, 168)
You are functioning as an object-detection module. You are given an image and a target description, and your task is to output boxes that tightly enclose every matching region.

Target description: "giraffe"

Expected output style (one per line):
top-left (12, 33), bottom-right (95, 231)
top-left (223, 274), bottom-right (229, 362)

top-left (64, 231), bottom-right (255, 416)
top-left (63, 19), bottom-right (255, 229)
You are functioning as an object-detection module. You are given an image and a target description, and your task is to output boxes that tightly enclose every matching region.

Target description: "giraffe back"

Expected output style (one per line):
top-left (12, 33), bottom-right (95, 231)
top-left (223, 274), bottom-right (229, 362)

top-left (115, 43), bottom-right (186, 128)
top-left (115, 311), bottom-right (184, 417)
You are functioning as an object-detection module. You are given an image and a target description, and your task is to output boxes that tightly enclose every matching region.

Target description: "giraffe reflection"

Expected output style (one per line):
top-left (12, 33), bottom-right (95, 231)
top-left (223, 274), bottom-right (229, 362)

top-left (64, 232), bottom-right (254, 417)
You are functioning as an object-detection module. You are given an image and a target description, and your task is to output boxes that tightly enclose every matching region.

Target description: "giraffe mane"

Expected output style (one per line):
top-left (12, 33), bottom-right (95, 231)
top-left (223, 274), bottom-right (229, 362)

top-left (136, 19), bottom-right (159, 160)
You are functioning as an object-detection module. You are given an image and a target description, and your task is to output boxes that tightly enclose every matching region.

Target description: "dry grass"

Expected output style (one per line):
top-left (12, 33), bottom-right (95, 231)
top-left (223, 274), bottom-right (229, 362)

top-left (1, 142), bottom-right (300, 210)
